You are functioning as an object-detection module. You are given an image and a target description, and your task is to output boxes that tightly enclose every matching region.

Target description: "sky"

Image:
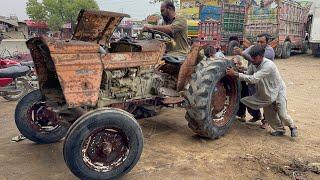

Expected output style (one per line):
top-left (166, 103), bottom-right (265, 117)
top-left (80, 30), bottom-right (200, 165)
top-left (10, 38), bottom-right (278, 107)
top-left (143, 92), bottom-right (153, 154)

top-left (0, 0), bottom-right (161, 21)
top-left (0, 0), bottom-right (317, 21)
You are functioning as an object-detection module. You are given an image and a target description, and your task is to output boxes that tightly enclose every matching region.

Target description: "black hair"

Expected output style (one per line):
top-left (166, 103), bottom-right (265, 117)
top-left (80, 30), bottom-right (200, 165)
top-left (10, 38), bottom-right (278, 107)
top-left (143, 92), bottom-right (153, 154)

top-left (257, 33), bottom-right (270, 43)
top-left (249, 44), bottom-right (265, 58)
top-left (163, 0), bottom-right (175, 11)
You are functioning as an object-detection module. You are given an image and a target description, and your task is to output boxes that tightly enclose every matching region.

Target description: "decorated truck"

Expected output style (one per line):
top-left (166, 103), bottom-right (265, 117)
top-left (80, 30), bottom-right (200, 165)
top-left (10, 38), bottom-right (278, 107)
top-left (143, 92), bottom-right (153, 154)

top-left (244, 0), bottom-right (312, 59)
top-left (309, 2), bottom-right (320, 57)
top-left (179, 0), bottom-right (249, 55)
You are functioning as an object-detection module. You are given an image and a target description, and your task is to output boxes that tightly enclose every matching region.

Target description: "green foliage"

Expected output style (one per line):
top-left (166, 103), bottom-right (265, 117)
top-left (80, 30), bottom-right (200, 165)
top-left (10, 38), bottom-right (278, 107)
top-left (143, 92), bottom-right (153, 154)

top-left (26, 0), bottom-right (99, 31)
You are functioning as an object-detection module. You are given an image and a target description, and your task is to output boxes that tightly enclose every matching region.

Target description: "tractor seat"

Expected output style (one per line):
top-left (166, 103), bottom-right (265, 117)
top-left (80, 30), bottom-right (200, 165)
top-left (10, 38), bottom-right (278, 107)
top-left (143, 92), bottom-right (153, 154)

top-left (0, 66), bottom-right (30, 78)
top-left (162, 54), bottom-right (186, 64)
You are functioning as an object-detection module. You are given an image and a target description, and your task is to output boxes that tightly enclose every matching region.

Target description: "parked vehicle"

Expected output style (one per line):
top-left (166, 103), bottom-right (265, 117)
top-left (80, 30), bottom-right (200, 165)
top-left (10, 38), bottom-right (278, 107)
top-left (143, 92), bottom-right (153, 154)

top-left (0, 65), bottom-right (30, 101)
top-left (199, 3), bottom-right (246, 55)
top-left (193, 20), bottom-right (222, 57)
top-left (244, 0), bottom-right (312, 59)
top-left (15, 10), bottom-right (241, 179)
top-left (179, 0), bottom-right (249, 55)
top-left (0, 57), bottom-right (38, 100)
top-left (310, 2), bottom-right (320, 57)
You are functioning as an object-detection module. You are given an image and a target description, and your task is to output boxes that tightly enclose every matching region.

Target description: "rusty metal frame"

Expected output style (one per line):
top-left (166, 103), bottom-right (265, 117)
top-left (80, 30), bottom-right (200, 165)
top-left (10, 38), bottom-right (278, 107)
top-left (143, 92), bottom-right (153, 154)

top-left (176, 45), bottom-right (202, 91)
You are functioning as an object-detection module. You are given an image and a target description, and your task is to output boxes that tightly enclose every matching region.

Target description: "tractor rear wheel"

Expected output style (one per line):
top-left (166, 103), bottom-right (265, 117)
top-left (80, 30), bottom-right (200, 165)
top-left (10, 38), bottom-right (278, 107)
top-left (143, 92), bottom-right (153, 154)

top-left (185, 60), bottom-right (241, 139)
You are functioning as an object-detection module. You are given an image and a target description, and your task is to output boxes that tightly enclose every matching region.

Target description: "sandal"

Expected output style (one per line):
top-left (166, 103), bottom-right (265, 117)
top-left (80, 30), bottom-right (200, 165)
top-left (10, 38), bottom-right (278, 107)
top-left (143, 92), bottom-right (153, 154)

top-left (290, 127), bottom-right (298, 137)
top-left (237, 115), bottom-right (246, 122)
top-left (271, 130), bottom-right (285, 136)
top-left (248, 116), bottom-right (262, 123)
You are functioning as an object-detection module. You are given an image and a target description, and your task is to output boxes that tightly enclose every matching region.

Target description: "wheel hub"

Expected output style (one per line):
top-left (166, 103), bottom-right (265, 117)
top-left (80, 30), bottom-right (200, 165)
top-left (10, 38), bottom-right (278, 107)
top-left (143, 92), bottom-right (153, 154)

top-left (27, 102), bottom-right (60, 132)
top-left (210, 77), bottom-right (237, 127)
top-left (82, 128), bottom-right (129, 172)
top-left (212, 82), bottom-right (227, 113)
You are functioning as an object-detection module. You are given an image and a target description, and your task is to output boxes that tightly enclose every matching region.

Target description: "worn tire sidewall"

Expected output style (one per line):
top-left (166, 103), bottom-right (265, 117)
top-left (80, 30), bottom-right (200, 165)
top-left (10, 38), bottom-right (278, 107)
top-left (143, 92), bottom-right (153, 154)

top-left (15, 89), bottom-right (68, 144)
top-left (186, 60), bottom-right (241, 139)
top-left (63, 109), bottom-right (143, 180)
top-left (207, 69), bottom-right (240, 136)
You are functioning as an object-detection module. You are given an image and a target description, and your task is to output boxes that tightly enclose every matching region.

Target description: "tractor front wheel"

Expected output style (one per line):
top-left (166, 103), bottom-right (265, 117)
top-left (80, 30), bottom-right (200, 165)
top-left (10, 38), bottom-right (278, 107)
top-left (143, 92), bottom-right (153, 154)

top-left (63, 108), bottom-right (143, 180)
top-left (15, 89), bottom-right (68, 144)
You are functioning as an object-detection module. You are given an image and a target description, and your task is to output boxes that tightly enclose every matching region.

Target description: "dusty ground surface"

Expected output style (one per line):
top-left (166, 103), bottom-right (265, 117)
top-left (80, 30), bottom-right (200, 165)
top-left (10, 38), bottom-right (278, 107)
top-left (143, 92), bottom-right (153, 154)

top-left (0, 53), bottom-right (320, 180)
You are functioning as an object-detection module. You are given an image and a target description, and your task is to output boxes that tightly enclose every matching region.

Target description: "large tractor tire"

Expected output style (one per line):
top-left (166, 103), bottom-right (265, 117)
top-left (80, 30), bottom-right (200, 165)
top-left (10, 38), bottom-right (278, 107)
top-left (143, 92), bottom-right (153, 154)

top-left (227, 40), bottom-right (240, 56)
top-left (185, 60), bottom-right (241, 139)
top-left (15, 89), bottom-right (68, 144)
top-left (63, 108), bottom-right (143, 180)
top-left (281, 41), bottom-right (291, 59)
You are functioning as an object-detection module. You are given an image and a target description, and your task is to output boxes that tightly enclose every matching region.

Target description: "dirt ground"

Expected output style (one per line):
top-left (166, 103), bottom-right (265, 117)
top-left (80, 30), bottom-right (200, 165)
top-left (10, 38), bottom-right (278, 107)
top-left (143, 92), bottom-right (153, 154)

top-left (0, 53), bottom-right (320, 180)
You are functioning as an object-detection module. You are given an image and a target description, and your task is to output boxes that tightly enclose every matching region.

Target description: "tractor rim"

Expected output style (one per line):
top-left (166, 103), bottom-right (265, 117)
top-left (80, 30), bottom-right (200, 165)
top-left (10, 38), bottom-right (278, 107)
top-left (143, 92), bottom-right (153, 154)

top-left (210, 76), bottom-right (237, 127)
top-left (82, 127), bottom-right (130, 172)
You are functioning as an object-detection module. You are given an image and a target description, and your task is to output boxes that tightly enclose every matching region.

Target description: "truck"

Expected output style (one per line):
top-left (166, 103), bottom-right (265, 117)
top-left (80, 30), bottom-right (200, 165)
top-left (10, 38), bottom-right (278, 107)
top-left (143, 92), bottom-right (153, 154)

top-left (310, 2), bottom-right (320, 57)
top-left (244, 0), bottom-right (312, 59)
top-left (179, 0), bottom-right (249, 55)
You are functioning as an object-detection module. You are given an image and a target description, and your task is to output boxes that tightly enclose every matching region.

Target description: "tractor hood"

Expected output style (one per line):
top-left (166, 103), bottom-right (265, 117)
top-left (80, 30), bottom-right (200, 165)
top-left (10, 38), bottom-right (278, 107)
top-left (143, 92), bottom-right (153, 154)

top-left (72, 9), bottom-right (130, 44)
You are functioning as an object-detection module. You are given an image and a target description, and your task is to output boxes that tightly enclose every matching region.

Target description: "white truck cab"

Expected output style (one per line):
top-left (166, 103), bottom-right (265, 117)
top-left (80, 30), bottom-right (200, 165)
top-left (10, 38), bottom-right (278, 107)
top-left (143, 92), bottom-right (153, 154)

top-left (310, 2), bottom-right (320, 57)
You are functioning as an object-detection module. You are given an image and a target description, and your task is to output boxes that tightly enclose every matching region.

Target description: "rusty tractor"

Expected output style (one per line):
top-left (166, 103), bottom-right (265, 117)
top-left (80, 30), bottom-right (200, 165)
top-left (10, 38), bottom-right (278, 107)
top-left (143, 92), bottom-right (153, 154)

top-left (15, 10), bottom-right (241, 179)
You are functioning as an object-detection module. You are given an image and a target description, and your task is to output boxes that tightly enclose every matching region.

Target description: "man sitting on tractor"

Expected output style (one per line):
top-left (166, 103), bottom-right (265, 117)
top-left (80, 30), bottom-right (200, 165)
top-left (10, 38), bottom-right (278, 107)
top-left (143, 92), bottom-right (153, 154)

top-left (143, 0), bottom-right (190, 55)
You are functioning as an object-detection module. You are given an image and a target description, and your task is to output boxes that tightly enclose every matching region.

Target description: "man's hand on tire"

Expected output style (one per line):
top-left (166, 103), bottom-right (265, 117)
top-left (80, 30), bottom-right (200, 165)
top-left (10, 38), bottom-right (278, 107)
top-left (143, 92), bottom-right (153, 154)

top-left (226, 67), bottom-right (239, 77)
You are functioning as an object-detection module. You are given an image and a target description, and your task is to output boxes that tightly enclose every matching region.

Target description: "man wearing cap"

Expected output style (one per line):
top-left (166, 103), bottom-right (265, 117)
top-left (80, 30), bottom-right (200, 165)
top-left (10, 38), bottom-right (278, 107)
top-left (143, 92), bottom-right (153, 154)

top-left (226, 44), bottom-right (298, 137)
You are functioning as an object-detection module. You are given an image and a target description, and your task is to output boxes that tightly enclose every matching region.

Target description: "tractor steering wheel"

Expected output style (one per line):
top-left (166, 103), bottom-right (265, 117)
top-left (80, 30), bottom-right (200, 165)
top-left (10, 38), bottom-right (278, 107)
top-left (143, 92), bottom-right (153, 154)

top-left (139, 29), bottom-right (173, 43)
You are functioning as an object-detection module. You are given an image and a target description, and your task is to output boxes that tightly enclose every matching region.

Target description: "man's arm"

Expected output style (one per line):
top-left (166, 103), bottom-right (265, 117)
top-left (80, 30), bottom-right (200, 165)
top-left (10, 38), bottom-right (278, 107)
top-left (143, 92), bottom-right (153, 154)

top-left (264, 46), bottom-right (275, 61)
top-left (234, 46), bottom-right (253, 62)
top-left (144, 24), bottom-right (173, 35)
top-left (238, 65), bottom-right (273, 84)
top-left (241, 46), bottom-right (254, 62)
top-left (226, 64), bottom-right (273, 84)
top-left (143, 17), bottom-right (187, 36)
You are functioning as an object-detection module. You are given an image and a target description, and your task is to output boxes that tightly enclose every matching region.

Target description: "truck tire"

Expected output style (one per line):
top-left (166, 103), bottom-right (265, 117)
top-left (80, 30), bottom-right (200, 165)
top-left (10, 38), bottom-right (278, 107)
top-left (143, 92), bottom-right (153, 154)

top-left (63, 108), bottom-right (143, 180)
top-left (227, 40), bottom-right (240, 56)
top-left (184, 60), bottom-right (241, 139)
top-left (301, 41), bottom-right (309, 54)
top-left (275, 45), bottom-right (283, 58)
top-left (281, 41), bottom-right (291, 59)
top-left (312, 46), bottom-right (320, 57)
top-left (15, 89), bottom-right (68, 144)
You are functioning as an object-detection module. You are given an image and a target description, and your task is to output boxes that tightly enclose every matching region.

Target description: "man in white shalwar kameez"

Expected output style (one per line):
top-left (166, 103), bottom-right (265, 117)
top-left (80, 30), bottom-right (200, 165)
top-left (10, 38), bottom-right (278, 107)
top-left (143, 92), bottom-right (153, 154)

top-left (226, 45), bottom-right (298, 137)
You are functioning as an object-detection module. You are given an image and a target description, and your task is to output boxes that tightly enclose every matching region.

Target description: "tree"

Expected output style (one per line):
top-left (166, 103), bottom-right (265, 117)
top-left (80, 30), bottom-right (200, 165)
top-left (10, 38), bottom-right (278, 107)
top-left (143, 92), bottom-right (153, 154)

top-left (26, 0), bottom-right (99, 31)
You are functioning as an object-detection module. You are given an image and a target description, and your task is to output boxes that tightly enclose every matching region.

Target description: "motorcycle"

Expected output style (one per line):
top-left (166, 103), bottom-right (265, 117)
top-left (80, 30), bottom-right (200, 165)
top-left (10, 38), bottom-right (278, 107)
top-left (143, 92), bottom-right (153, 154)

top-left (0, 65), bottom-right (31, 101)
top-left (0, 57), bottom-right (38, 101)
